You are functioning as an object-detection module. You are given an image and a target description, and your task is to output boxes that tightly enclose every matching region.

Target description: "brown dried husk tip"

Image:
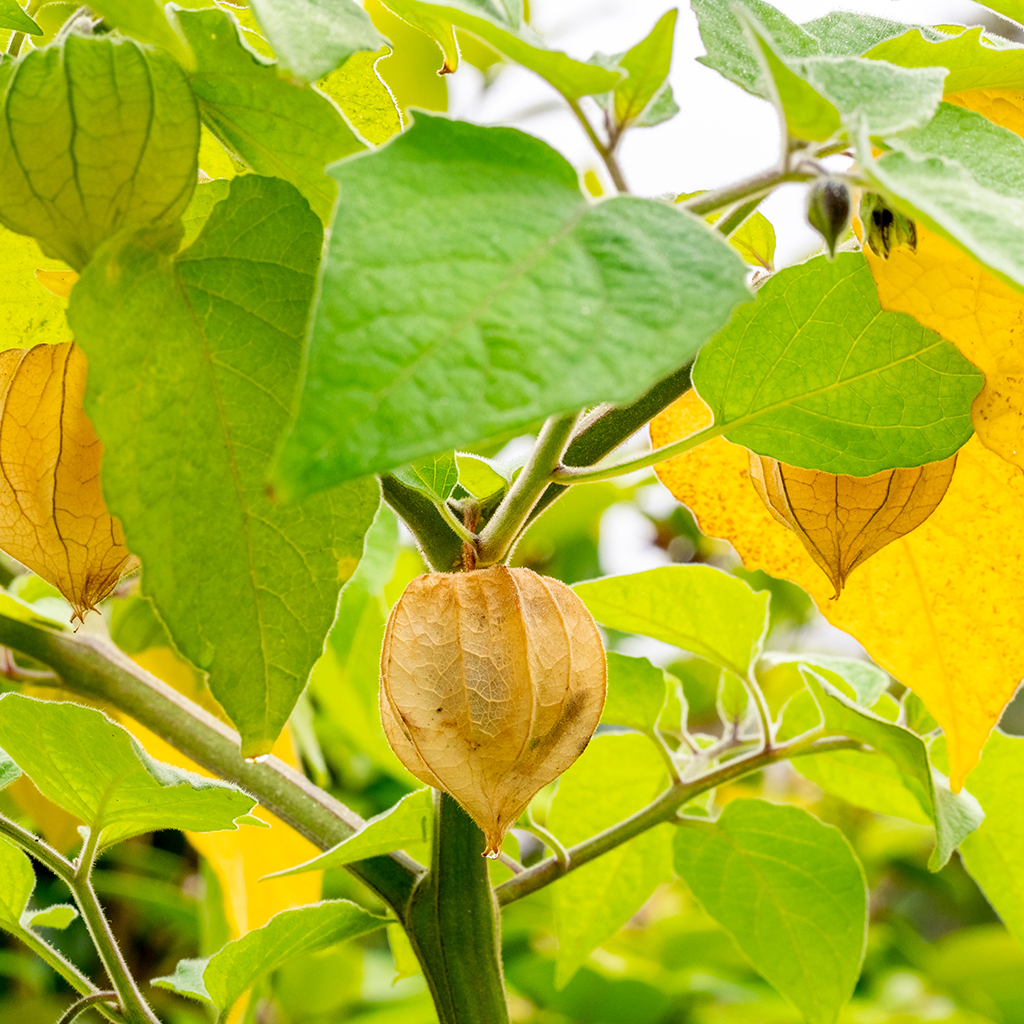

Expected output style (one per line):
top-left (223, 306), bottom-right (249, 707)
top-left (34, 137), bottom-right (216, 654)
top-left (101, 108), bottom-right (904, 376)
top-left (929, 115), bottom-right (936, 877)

top-left (379, 565), bottom-right (607, 857)
top-left (749, 453), bottom-right (957, 598)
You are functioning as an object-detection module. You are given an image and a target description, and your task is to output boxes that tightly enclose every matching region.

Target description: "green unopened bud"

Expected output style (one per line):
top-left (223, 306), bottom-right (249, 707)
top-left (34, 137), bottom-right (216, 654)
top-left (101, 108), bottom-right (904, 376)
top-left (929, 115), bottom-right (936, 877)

top-left (860, 193), bottom-right (917, 259)
top-left (806, 177), bottom-right (852, 260)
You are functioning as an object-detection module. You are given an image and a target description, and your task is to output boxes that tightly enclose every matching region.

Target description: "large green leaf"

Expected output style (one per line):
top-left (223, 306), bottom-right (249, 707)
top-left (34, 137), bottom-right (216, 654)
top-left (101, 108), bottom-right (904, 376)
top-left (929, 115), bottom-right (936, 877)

top-left (674, 799), bottom-right (867, 1024)
top-left (153, 900), bottom-right (385, 1015)
top-left (867, 27), bottom-right (1024, 94)
top-left (959, 731), bottom-right (1024, 947)
top-left (177, 7), bottom-right (364, 223)
top-left (575, 566), bottom-right (769, 678)
top-left (266, 788), bottom-right (432, 877)
top-left (247, 0), bottom-right (387, 82)
top-left (790, 671), bottom-right (983, 870)
top-left (801, 13), bottom-right (943, 56)
top-left (0, 33), bottom-right (198, 269)
top-left (67, 175), bottom-right (379, 758)
top-left (272, 113), bottom-right (750, 497)
top-left (380, 0), bottom-right (620, 97)
top-left (692, 251), bottom-right (983, 475)
top-left (601, 652), bottom-right (669, 733)
top-left (0, 695), bottom-right (256, 848)
top-left (549, 734), bottom-right (672, 988)
top-left (861, 102), bottom-right (1024, 294)
top-left (0, 0), bottom-right (38, 34)
top-left (0, 838), bottom-right (34, 933)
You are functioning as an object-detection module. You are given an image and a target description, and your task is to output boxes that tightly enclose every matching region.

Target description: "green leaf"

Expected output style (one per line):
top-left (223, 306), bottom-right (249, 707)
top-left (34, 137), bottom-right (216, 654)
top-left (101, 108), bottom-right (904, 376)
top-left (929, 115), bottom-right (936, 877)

top-left (984, 2), bottom-right (1024, 25)
top-left (0, 748), bottom-right (20, 791)
top-left (380, 0), bottom-right (621, 97)
top-left (181, 178), bottom-right (231, 246)
top-left (265, 788), bottom-right (432, 878)
top-left (177, 7), bottom-right (364, 223)
top-left (0, 33), bottom-right (198, 270)
top-left (794, 670), bottom-right (983, 870)
top-left (0, 225), bottom-right (73, 349)
top-left (392, 452), bottom-right (459, 503)
top-left (759, 653), bottom-right (889, 707)
top-left (155, 901), bottom-right (386, 1015)
top-left (867, 26), bottom-right (1024, 94)
top-left (601, 652), bottom-right (669, 733)
top-left (860, 102), bottom-right (1024, 294)
top-left (692, 251), bottom-right (983, 475)
top-left (674, 799), bottom-right (867, 1024)
top-left (247, 0), bottom-right (387, 82)
top-left (455, 453), bottom-right (508, 499)
top-left (801, 13), bottom-right (941, 56)
top-left (574, 565), bottom-right (769, 678)
top-left (549, 734), bottom-right (672, 988)
top-left (728, 210), bottom-right (775, 269)
top-left (90, 0), bottom-right (190, 64)
top-left (23, 904), bottom-right (77, 930)
top-left (310, 505), bottom-right (419, 784)
top-left (272, 113), bottom-right (750, 496)
top-left (958, 731), bottom-right (1024, 947)
top-left (741, 11), bottom-right (840, 141)
top-left (0, 694), bottom-right (256, 847)
top-left (0, 0), bottom-right (38, 34)
top-left (317, 47), bottom-right (403, 146)
top-left (0, 838), bottom-right (34, 933)
top-left (691, 0), bottom-right (819, 97)
top-left (67, 175), bottom-right (380, 758)
top-left (609, 9), bottom-right (679, 130)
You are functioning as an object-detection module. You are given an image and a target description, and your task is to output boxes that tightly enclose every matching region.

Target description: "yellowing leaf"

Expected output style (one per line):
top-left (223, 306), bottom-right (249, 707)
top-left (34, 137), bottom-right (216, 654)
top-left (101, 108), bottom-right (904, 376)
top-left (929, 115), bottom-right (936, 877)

top-left (0, 343), bottom-right (136, 620)
top-left (33, 270), bottom-right (77, 300)
top-left (0, 225), bottom-right (72, 350)
top-left (652, 391), bottom-right (1024, 789)
top-left (317, 48), bottom-right (403, 145)
top-left (749, 453), bottom-right (956, 598)
top-left (129, 648), bottom-right (323, 938)
top-left (864, 89), bottom-right (1024, 471)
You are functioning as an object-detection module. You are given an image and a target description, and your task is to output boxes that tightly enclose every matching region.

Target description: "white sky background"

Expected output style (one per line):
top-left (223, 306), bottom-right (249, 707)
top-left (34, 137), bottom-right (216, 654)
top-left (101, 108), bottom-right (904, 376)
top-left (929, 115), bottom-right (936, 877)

top-left (448, 0), bottom-right (1014, 266)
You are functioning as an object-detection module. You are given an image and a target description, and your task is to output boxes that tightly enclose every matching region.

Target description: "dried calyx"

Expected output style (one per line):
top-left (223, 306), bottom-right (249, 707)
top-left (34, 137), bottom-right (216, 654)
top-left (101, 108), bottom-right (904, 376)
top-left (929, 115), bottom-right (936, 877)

top-left (749, 454), bottom-right (957, 598)
top-left (379, 565), bottom-right (607, 856)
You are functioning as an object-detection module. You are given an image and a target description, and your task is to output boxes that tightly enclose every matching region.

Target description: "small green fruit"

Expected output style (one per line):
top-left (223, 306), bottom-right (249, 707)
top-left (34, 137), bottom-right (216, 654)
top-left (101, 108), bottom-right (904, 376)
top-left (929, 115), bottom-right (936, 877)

top-left (806, 177), bottom-right (852, 260)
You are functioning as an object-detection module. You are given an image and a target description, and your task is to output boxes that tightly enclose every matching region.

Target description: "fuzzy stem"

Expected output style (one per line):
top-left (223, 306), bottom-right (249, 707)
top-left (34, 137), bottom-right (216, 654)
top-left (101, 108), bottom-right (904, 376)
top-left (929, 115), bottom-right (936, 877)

top-left (566, 97), bottom-right (629, 193)
top-left (56, 992), bottom-right (121, 1024)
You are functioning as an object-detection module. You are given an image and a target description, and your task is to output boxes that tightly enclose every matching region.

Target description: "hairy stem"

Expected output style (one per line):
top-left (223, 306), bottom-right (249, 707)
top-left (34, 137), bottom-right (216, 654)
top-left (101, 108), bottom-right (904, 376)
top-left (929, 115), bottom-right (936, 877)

top-left (495, 734), bottom-right (864, 905)
top-left (681, 169), bottom-right (813, 218)
top-left (0, 614), bottom-right (423, 916)
top-left (476, 413), bottom-right (578, 566)
top-left (56, 992), bottom-right (121, 1024)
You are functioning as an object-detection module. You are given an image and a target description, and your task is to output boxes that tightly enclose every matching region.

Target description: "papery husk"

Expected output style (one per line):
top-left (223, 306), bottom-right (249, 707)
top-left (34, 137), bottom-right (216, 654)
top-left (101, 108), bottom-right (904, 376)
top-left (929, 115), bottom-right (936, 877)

top-left (379, 565), bottom-right (606, 856)
top-left (749, 453), bottom-right (957, 598)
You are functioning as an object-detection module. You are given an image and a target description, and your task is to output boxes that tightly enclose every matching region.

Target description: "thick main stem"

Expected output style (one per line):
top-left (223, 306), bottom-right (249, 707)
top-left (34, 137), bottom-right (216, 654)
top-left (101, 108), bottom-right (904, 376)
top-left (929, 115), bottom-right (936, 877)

top-left (405, 794), bottom-right (510, 1024)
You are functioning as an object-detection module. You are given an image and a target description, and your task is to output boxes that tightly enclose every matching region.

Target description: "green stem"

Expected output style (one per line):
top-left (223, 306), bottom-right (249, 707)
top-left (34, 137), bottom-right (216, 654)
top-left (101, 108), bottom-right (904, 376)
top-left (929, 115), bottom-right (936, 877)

top-left (434, 498), bottom-right (478, 547)
top-left (716, 197), bottom-right (766, 239)
top-left (476, 413), bottom-right (578, 566)
top-left (566, 96), bottom-right (629, 193)
top-left (0, 815), bottom-right (141, 1024)
top-left (381, 473), bottom-right (464, 572)
top-left (551, 422), bottom-right (721, 486)
top-left (56, 992), bottom-right (120, 1024)
top-left (404, 793), bottom-right (510, 1024)
top-left (0, 614), bottom-right (423, 917)
top-left (495, 734), bottom-right (865, 905)
top-left (681, 169), bottom-right (813, 218)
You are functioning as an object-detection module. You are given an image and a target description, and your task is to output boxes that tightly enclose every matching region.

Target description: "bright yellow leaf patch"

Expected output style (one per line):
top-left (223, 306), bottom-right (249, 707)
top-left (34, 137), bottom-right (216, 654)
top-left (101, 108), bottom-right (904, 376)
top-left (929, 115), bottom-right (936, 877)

top-left (0, 343), bottom-right (136, 620)
top-left (652, 392), bottom-right (1024, 789)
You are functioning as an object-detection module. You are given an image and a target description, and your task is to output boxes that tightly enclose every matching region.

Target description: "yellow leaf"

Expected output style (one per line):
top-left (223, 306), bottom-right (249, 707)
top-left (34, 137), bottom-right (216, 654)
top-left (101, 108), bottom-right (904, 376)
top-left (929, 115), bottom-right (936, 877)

top-left (317, 48), bottom-right (403, 146)
top-left (0, 343), bottom-right (137, 620)
top-left (748, 453), bottom-right (956, 598)
top-left (652, 391), bottom-right (1024, 789)
top-left (864, 89), bottom-right (1024, 470)
top-left (128, 647), bottom-right (323, 939)
top-left (0, 225), bottom-right (73, 349)
top-left (33, 269), bottom-right (78, 300)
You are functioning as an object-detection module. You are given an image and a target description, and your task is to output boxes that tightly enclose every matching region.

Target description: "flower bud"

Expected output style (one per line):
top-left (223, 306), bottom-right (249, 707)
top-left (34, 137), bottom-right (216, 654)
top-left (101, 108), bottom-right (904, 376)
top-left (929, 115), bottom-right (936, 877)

top-left (860, 192), bottom-right (917, 259)
top-left (379, 566), bottom-right (606, 856)
top-left (806, 176), bottom-right (852, 259)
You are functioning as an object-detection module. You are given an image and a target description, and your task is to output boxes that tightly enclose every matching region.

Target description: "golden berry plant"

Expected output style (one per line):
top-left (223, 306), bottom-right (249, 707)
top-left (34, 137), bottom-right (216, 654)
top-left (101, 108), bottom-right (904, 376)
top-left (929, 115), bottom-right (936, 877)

top-left (0, 2), bottom-right (1022, 1024)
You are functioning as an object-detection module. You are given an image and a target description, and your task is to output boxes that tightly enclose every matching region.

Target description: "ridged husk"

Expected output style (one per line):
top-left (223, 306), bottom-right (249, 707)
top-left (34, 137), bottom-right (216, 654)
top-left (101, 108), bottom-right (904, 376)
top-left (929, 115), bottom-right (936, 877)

top-left (379, 565), bottom-right (606, 856)
top-left (749, 453), bottom-right (957, 597)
